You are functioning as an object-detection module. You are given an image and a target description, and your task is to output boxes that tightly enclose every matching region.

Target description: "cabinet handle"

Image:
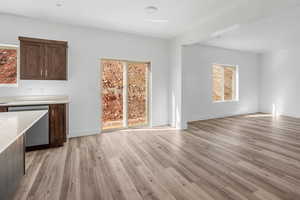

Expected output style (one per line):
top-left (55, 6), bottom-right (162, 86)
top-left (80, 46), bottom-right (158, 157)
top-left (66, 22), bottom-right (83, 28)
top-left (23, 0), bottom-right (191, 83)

top-left (45, 69), bottom-right (48, 77)
top-left (40, 69), bottom-right (43, 77)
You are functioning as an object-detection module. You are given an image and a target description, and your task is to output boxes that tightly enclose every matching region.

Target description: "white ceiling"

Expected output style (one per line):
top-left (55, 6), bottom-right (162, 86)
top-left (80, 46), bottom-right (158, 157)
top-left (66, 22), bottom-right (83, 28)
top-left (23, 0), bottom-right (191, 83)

top-left (0, 0), bottom-right (241, 38)
top-left (1, 0), bottom-right (300, 40)
top-left (203, 6), bottom-right (300, 53)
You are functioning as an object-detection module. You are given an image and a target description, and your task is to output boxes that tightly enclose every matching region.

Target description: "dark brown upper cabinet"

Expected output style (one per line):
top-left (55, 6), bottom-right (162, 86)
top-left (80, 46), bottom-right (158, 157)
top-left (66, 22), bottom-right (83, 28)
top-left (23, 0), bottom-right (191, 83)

top-left (19, 37), bottom-right (68, 80)
top-left (0, 107), bottom-right (8, 112)
top-left (19, 41), bottom-right (44, 80)
top-left (45, 44), bottom-right (67, 80)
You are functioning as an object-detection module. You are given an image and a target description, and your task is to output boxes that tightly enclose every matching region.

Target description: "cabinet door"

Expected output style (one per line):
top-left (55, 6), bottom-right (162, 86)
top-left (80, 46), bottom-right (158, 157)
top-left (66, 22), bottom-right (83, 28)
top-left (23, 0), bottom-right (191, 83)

top-left (20, 41), bottom-right (44, 80)
top-left (49, 104), bottom-right (66, 147)
top-left (44, 44), bottom-right (67, 80)
top-left (0, 107), bottom-right (8, 112)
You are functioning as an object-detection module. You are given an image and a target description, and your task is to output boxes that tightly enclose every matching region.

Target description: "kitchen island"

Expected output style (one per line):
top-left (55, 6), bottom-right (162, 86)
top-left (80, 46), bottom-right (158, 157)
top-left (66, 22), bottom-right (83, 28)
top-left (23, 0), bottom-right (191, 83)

top-left (0, 110), bottom-right (47, 200)
top-left (0, 95), bottom-right (69, 148)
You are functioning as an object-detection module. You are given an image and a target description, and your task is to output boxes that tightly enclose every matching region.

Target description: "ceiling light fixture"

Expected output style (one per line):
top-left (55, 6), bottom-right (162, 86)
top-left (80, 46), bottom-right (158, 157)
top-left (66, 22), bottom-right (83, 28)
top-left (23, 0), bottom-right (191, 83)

top-left (145, 6), bottom-right (158, 14)
top-left (56, 0), bottom-right (63, 7)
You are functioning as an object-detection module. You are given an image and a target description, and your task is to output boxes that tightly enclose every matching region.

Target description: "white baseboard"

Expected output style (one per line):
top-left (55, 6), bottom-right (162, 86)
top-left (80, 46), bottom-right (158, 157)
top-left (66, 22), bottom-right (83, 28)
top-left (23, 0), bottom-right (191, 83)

top-left (68, 129), bottom-right (100, 138)
top-left (68, 123), bottom-right (171, 138)
top-left (187, 111), bottom-right (260, 123)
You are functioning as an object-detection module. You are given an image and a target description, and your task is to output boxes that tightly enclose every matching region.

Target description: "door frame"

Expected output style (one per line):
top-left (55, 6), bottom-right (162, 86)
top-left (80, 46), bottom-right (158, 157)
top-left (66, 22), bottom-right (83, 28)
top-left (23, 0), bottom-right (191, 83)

top-left (100, 58), bottom-right (151, 132)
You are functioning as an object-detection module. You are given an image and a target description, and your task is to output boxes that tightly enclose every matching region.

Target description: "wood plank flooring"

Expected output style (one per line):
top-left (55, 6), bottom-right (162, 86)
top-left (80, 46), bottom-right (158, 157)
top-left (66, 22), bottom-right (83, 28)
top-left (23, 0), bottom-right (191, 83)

top-left (13, 113), bottom-right (300, 200)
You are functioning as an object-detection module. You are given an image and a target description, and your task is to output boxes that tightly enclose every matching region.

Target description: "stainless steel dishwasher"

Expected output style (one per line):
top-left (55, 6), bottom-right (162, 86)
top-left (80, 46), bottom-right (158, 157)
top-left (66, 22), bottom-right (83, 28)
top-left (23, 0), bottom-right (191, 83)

top-left (8, 105), bottom-right (49, 147)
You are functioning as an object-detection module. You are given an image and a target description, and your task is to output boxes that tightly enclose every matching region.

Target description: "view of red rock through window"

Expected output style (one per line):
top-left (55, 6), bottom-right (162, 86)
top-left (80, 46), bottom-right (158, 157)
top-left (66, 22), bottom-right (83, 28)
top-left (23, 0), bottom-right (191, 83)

top-left (0, 47), bottom-right (17, 84)
top-left (212, 64), bottom-right (236, 102)
top-left (128, 62), bottom-right (148, 127)
top-left (101, 60), bottom-right (124, 129)
top-left (101, 59), bottom-right (148, 130)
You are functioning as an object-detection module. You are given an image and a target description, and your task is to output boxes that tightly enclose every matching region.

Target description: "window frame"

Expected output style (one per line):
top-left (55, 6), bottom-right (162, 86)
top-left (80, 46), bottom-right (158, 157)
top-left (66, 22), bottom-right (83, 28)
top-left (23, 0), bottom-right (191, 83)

top-left (0, 44), bottom-right (19, 87)
top-left (212, 63), bottom-right (239, 103)
top-left (100, 58), bottom-right (151, 132)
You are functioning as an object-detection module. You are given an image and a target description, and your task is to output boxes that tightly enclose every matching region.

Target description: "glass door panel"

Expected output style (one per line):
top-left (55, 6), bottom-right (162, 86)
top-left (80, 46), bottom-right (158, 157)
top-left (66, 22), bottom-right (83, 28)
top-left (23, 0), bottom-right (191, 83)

top-left (224, 66), bottom-right (236, 101)
top-left (101, 60), bottom-right (124, 130)
top-left (212, 65), bottom-right (223, 101)
top-left (127, 62), bottom-right (148, 127)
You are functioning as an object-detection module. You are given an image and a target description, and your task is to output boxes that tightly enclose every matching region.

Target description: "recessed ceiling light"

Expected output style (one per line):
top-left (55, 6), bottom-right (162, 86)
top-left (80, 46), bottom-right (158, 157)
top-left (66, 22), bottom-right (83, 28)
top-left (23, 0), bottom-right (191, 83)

top-left (145, 6), bottom-right (158, 14)
top-left (56, 0), bottom-right (63, 7)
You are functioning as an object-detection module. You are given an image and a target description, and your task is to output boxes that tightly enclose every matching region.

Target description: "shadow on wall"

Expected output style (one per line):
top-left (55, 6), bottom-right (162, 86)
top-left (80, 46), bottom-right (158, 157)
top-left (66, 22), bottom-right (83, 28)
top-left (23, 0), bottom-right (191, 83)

top-left (272, 103), bottom-right (280, 117)
top-left (171, 92), bottom-right (182, 129)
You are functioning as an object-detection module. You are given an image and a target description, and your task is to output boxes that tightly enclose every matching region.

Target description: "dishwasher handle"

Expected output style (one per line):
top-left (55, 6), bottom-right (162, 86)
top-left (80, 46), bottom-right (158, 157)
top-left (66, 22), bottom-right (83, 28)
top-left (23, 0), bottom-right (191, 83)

top-left (8, 105), bottom-right (49, 112)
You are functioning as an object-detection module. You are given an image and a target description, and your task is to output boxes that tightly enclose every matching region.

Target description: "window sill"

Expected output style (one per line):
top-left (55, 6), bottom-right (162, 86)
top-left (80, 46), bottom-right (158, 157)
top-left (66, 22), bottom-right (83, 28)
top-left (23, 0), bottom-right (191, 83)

top-left (213, 100), bottom-right (239, 103)
top-left (0, 84), bottom-right (18, 88)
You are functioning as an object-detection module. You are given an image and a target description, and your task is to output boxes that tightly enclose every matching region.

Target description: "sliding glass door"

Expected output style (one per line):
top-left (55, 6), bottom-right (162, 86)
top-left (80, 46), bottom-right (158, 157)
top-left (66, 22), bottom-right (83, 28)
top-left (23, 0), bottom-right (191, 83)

top-left (127, 62), bottom-right (148, 127)
top-left (101, 60), bottom-right (124, 130)
top-left (101, 59), bottom-right (149, 130)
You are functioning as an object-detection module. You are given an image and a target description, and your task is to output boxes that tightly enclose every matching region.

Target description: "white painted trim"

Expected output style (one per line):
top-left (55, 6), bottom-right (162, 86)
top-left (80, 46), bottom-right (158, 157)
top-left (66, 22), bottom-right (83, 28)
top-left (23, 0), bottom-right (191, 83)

top-left (188, 111), bottom-right (260, 123)
top-left (212, 63), bottom-right (237, 67)
top-left (69, 129), bottom-right (100, 138)
top-left (123, 61), bottom-right (128, 128)
top-left (221, 65), bottom-right (225, 101)
top-left (213, 100), bottom-right (239, 103)
top-left (235, 65), bottom-right (240, 101)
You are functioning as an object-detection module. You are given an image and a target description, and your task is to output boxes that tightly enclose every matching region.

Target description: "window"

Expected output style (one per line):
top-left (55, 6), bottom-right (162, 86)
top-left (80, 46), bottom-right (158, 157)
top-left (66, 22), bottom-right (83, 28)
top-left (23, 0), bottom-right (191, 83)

top-left (0, 44), bottom-right (18, 87)
top-left (212, 64), bottom-right (238, 102)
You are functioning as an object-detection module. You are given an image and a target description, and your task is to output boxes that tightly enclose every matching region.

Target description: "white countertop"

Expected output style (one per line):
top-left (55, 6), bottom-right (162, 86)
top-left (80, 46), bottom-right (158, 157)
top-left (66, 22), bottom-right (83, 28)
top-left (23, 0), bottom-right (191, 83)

top-left (0, 95), bottom-right (69, 106)
top-left (0, 110), bottom-right (48, 154)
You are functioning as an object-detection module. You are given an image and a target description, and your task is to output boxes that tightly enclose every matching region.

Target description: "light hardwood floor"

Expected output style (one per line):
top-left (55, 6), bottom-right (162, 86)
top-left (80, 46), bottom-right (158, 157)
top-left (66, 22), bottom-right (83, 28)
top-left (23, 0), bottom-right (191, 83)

top-left (14, 113), bottom-right (300, 200)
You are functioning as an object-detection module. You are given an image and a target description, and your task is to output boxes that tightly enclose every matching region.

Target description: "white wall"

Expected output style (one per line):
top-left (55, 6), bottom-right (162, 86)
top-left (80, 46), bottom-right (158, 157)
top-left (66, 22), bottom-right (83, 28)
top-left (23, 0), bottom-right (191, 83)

top-left (182, 44), bottom-right (260, 124)
top-left (169, 39), bottom-right (185, 129)
top-left (260, 48), bottom-right (300, 117)
top-left (0, 14), bottom-right (170, 137)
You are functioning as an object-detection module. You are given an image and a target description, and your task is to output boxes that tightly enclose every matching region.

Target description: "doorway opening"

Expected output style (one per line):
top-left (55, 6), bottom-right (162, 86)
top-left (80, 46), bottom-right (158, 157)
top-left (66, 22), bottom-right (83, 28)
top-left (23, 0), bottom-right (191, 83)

top-left (101, 59), bottom-right (150, 130)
